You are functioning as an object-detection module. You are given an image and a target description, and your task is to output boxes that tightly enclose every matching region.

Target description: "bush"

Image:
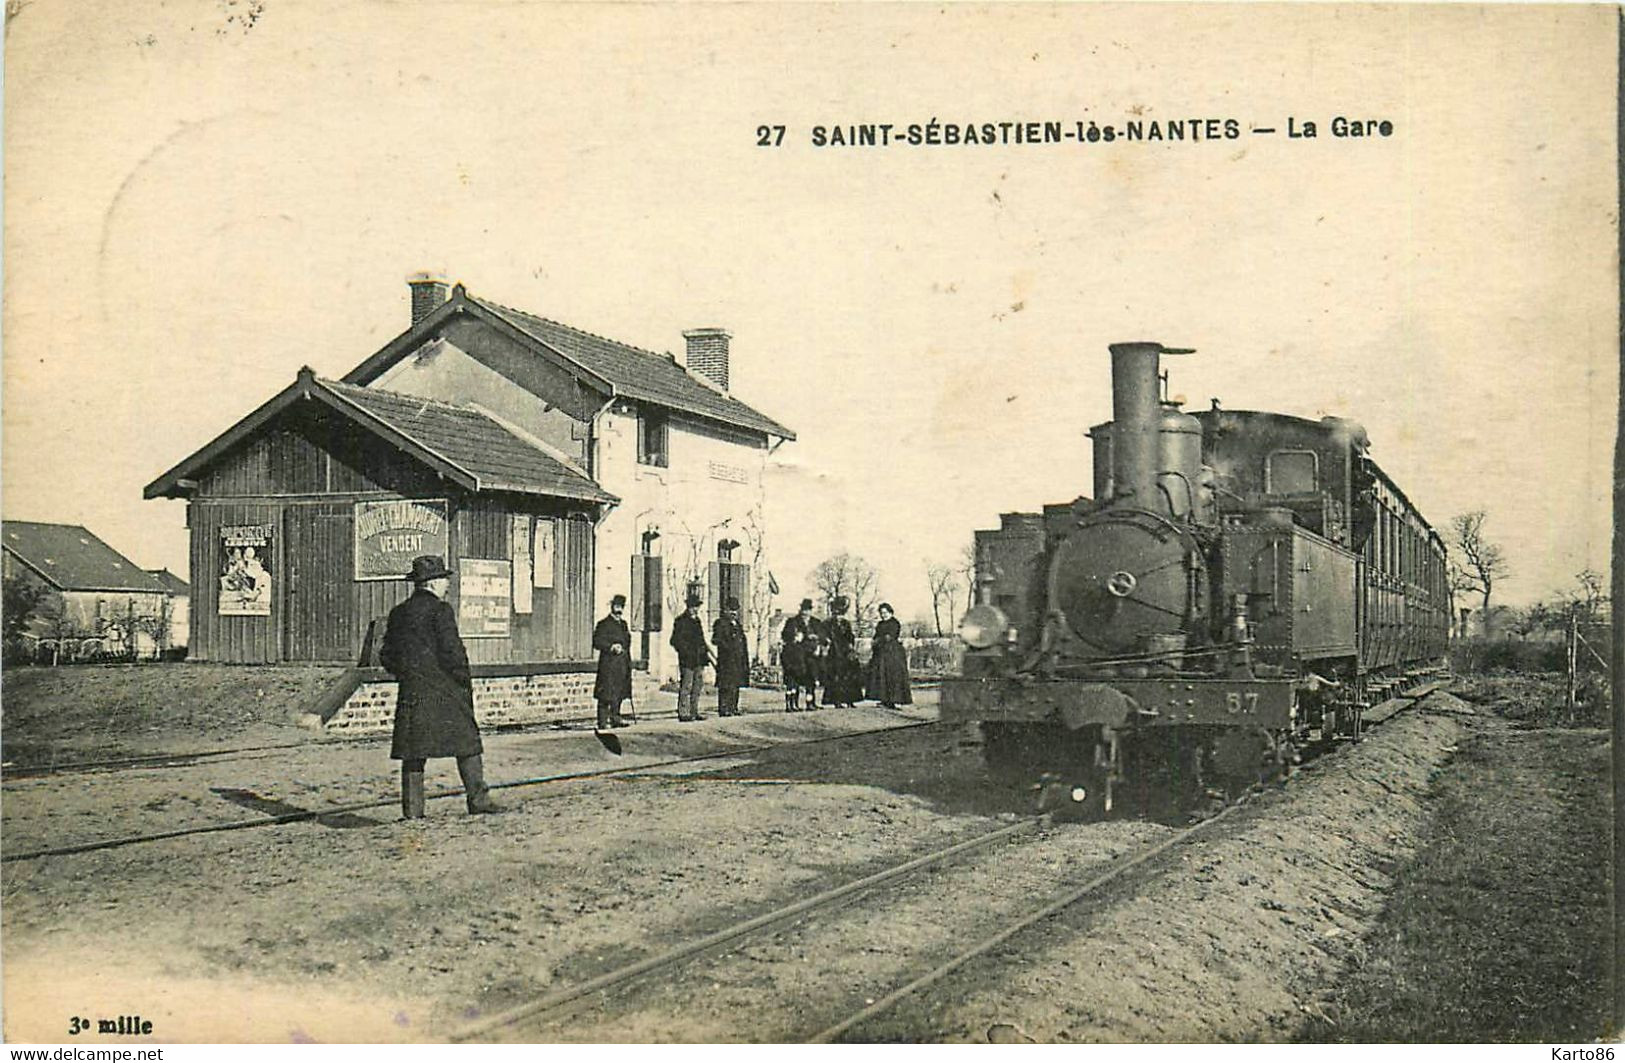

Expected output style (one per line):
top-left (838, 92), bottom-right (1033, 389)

top-left (1452, 637), bottom-right (1567, 675)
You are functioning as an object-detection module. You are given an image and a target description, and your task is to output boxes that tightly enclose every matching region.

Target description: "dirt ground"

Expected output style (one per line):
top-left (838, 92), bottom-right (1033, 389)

top-left (0, 680), bottom-right (1612, 1043)
top-left (1, 663), bottom-right (345, 765)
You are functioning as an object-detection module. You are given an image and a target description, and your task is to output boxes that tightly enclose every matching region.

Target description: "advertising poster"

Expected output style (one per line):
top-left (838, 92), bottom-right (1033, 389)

top-left (218, 524), bottom-right (273, 616)
top-left (457, 558), bottom-right (512, 638)
top-left (532, 518), bottom-right (555, 589)
top-left (512, 514), bottom-right (533, 615)
top-left (354, 499), bottom-right (448, 581)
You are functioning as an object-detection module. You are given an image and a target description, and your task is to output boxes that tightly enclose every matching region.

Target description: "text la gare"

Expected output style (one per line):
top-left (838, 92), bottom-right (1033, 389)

top-left (1289, 116), bottom-right (1394, 138)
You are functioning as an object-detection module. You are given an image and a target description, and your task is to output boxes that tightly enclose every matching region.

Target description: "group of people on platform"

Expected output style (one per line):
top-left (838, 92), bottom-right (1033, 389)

top-left (377, 554), bottom-right (917, 821)
top-left (779, 596), bottom-right (912, 712)
top-left (590, 591), bottom-right (914, 727)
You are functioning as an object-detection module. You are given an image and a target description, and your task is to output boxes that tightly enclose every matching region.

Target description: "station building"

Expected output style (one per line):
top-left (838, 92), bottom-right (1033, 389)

top-left (145, 275), bottom-right (793, 723)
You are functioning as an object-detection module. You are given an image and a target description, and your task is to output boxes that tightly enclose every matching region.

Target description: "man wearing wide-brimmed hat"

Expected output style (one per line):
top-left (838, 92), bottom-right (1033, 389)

top-left (670, 591), bottom-right (711, 721)
top-left (712, 596), bottom-right (750, 718)
top-left (379, 555), bottom-right (502, 819)
top-left (780, 598), bottom-right (818, 712)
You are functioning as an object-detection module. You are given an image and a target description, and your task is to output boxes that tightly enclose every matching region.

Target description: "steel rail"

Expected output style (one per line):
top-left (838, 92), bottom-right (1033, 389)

top-left (1, 717), bottom-right (937, 864)
top-left (806, 801), bottom-right (1243, 1042)
top-left (2, 742), bottom-right (319, 781)
top-left (2, 694), bottom-right (943, 781)
top-left (447, 815), bottom-right (1047, 1043)
top-left (809, 679), bottom-right (1450, 1042)
top-left (447, 679), bottom-right (1450, 1044)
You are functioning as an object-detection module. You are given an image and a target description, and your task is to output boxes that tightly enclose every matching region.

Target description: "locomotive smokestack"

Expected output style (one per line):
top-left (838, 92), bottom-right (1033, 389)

top-left (1108, 342), bottom-right (1193, 507)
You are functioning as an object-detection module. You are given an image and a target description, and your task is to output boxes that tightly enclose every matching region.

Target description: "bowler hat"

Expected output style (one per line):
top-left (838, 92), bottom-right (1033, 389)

top-left (406, 555), bottom-right (453, 583)
top-left (725, 596), bottom-right (741, 611)
top-left (799, 598), bottom-right (814, 611)
top-left (610, 594), bottom-right (627, 608)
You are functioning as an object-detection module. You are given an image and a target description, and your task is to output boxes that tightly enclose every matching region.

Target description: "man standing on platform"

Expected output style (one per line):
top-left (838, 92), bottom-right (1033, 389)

top-left (670, 592), bottom-right (711, 721)
top-left (380, 555), bottom-right (503, 819)
top-left (593, 594), bottom-right (633, 729)
top-left (712, 596), bottom-right (750, 717)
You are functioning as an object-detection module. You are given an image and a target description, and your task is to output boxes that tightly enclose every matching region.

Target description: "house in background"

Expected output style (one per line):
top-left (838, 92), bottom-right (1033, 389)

top-left (2, 521), bottom-right (172, 659)
top-left (146, 568), bottom-right (191, 651)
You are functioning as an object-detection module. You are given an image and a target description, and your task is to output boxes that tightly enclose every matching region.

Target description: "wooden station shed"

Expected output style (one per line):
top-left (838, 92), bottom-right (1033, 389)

top-left (145, 367), bottom-right (616, 666)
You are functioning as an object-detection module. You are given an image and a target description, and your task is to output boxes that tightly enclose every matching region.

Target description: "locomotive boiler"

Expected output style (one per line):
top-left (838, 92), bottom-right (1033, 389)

top-left (943, 342), bottom-right (1450, 813)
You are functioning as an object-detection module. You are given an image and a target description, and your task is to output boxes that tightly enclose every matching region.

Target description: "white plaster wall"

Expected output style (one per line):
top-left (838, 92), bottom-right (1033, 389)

top-left (371, 339), bottom-right (587, 465)
top-left (593, 404), bottom-right (767, 682)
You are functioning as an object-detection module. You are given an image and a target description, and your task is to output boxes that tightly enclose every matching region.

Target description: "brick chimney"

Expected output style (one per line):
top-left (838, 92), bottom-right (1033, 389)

top-left (682, 328), bottom-right (731, 391)
top-left (407, 271), bottom-right (450, 327)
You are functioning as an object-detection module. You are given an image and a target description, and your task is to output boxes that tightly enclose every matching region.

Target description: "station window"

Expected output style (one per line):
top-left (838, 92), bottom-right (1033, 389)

top-left (638, 409), bottom-right (669, 468)
top-left (1266, 450), bottom-right (1318, 494)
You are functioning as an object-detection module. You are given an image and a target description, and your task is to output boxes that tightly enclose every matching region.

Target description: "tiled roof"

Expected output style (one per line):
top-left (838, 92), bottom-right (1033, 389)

top-left (147, 568), bottom-right (190, 595)
top-left (322, 380), bottom-right (615, 503)
top-left (3, 522), bottom-right (166, 593)
top-left (472, 298), bottom-right (796, 440)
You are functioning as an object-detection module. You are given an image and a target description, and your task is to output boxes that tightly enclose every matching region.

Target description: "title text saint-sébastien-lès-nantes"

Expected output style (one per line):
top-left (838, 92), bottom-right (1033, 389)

top-left (790, 116), bottom-right (1392, 148)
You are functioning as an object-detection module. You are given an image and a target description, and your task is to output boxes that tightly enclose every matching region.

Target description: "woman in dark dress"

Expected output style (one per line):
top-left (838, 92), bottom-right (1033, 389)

top-left (865, 602), bottom-right (912, 709)
top-left (821, 595), bottom-right (864, 707)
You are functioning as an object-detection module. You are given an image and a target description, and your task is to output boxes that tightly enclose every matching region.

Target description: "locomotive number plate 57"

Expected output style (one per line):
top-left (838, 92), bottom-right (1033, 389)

top-left (1225, 691), bottom-right (1260, 715)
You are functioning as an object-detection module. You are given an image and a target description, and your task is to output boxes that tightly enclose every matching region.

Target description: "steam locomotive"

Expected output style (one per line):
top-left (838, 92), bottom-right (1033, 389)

top-left (943, 342), bottom-right (1449, 812)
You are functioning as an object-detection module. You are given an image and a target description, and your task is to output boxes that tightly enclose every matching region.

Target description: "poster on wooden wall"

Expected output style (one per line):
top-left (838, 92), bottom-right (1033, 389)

top-left (218, 524), bottom-right (273, 616)
top-left (458, 558), bottom-right (512, 638)
top-left (353, 499), bottom-right (448, 581)
top-left (532, 519), bottom-right (555, 589)
top-left (511, 514), bottom-right (533, 614)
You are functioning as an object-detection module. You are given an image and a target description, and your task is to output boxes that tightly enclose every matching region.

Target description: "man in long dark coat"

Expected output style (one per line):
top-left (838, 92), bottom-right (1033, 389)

top-left (593, 594), bottom-right (633, 729)
top-left (780, 598), bottom-right (817, 712)
top-left (712, 596), bottom-right (750, 717)
top-left (670, 592), bottom-right (711, 722)
top-left (380, 555), bottom-right (501, 819)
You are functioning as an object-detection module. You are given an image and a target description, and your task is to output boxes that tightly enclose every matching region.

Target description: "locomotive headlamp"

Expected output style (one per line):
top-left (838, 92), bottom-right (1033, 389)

top-left (958, 604), bottom-right (1009, 650)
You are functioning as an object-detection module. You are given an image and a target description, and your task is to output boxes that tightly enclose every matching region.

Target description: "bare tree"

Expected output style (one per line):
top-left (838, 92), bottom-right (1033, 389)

top-left (1448, 509), bottom-right (1509, 637)
top-left (925, 563), bottom-right (963, 636)
top-left (810, 553), bottom-right (880, 636)
top-left (1574, 568), bottom-right (1608, 620)
top-left (741, 505), bottom-right (778, 662)
top-left (958, 542), bottom-right (978, 606)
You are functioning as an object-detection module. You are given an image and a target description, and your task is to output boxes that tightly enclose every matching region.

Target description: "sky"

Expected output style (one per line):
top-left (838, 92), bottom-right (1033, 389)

top-left (3, 1), bottom-right (1617, 623)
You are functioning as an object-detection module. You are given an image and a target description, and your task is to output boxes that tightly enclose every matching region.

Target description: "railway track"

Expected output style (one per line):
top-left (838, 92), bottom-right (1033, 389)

top-left (0, 692), bottom-right (946, 781)
top-left (1, 741), bottom-right (320, 781)
top-left (0, 715), bottom-right (937, 864)
top-left (447, 679), bottom-right (1448, 1043)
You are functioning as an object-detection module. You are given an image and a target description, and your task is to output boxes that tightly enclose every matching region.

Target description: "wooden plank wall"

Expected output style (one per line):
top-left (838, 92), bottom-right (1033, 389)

top-left (189, 408), bottom-right (597, 664)
top-left (188, 501), bottom-right (282, 663)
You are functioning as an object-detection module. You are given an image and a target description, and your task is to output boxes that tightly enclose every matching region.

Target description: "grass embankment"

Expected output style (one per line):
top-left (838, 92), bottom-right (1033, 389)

top-left (1309, 677), bottom-right (1614, 1043)
top-left (1, 663), bottom-right (346, 764)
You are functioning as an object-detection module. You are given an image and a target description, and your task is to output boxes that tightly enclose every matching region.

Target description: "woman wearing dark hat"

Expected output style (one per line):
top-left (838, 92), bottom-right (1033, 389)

top-left (712, 596), bottom-right (750, 717)
top-left (593, 594), bottom-right (633, 729)
top-left (379, 555), bottom-right (502, 818)
top-left (780, 598), bottom-right (817, 712)
top-left (866, 602), bottom-right (913, 710)
top-left (822, 595), bottom-right (863, 708)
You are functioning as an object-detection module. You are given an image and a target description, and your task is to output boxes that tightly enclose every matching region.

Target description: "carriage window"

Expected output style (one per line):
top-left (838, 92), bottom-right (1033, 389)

top-left (1266, 450), bottom-right (1318, 494)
